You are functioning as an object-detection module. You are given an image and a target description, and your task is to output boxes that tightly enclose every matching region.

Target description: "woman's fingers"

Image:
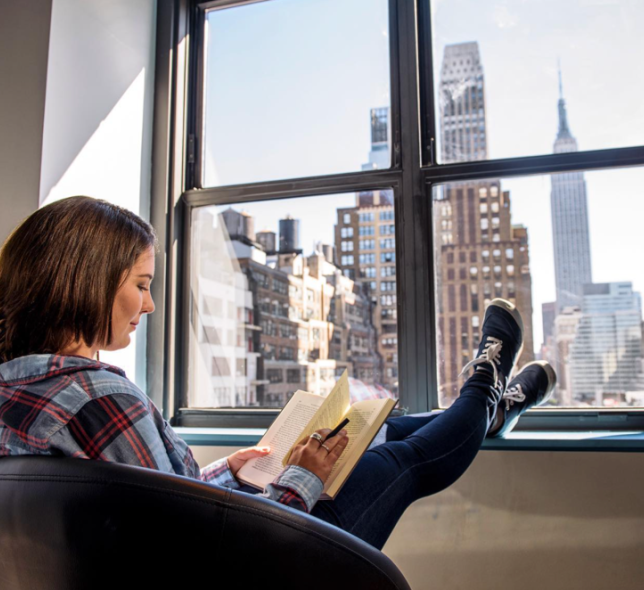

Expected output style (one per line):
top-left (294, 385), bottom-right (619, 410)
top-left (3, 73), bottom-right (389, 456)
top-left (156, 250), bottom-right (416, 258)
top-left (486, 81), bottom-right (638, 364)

top-left (227, 446), bottom-right (271, 476)
top-left (322, 432), bottom-right (349, 462)
top-left (237, 446), bottom-right (271, 458)
top-left (298, 428), bottom-right (331, 449)
top-left (287, 428), bottom-right (350, 482)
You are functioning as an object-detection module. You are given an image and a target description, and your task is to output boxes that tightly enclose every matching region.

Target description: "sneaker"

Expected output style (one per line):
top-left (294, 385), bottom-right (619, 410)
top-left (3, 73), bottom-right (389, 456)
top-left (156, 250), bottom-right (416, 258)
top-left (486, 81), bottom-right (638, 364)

top-left (459, 299), bottom-right (524, 428)
top-left (488, 360), bottom-right (557, 438)
top-left (460, 298), bottom-right (524, 388)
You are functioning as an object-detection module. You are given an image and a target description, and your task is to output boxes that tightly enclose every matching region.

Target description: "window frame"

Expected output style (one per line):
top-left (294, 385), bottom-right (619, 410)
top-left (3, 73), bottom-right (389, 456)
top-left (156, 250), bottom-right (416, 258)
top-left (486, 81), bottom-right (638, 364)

top-left (151, 0), bottom-right (644, 432)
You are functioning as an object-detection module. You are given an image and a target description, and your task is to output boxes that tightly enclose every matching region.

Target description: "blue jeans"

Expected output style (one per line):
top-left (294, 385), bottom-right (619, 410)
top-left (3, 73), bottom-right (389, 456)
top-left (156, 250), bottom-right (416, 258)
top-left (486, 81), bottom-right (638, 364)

top-left (309, 371), bottom-right (492, 549)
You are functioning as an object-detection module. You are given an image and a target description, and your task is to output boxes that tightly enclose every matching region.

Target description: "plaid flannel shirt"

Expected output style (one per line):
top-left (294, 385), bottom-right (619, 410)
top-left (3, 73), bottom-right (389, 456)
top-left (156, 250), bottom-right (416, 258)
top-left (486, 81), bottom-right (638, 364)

top-left (0, 355), bottom-right (322, 512)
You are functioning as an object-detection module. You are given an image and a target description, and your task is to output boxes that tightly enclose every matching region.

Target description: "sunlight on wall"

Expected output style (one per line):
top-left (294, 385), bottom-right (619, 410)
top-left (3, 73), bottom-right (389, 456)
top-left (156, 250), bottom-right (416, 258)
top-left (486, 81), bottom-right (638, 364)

top-left (40, 69), bottom-right (146, 211)
top-left (41, 69), bottom-right (147, 381)
top-left (39, 0), bottom-right (156, 388)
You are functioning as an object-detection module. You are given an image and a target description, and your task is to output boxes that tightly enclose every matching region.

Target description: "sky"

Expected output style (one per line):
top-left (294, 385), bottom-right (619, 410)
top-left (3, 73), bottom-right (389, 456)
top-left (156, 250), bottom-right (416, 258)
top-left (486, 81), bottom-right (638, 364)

top-left (202, 0), bottom-right (644, 353)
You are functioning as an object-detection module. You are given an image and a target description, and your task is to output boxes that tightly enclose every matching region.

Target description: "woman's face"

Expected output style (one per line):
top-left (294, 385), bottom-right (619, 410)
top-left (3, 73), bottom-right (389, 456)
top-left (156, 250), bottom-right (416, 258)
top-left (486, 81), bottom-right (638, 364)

top-left (107, 247), bottom-right (156, 351)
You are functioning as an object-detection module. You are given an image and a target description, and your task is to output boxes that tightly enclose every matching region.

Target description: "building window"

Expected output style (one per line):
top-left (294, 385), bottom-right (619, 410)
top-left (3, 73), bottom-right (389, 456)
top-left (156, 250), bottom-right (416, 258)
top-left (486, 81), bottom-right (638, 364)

top-left (267, 369), bottom-right (283, 384)
top-left (287, 368), bottom-right (301, 383)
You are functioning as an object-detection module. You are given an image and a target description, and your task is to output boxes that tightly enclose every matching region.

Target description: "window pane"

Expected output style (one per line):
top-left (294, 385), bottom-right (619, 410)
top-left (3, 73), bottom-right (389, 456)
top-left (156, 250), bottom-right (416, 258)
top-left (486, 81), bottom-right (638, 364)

top-left (189, 190), bottom-right (398, 408)
top-left (431, 0), bottom-right (644, 163)
top-left (433, 167), bottom-right (644, 409)
top-left (202, 0), bottom-right (390, 187)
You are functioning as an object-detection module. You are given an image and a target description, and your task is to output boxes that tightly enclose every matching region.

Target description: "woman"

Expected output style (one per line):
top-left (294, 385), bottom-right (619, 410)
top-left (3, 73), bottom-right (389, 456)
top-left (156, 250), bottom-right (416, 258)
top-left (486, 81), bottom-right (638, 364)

top-left (0, 196), bottom-right (555, 549)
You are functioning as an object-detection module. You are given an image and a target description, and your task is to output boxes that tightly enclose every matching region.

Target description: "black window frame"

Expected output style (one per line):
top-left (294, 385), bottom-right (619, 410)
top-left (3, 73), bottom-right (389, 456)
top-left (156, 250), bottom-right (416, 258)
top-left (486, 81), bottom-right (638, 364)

top-left (149, 0), bottom-right (644, 432)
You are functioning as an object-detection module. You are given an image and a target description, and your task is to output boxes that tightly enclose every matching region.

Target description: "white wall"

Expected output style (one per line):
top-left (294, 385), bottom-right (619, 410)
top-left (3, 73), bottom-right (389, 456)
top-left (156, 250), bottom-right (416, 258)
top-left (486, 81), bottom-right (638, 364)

top-left (1, 1), bottom-right (156, 387)
top-left (39, 0), bottom-right (157, 387)
top-left (191, 445), bottom-right (644, 590)
top-left (0, 1), bottom-right (52, 244)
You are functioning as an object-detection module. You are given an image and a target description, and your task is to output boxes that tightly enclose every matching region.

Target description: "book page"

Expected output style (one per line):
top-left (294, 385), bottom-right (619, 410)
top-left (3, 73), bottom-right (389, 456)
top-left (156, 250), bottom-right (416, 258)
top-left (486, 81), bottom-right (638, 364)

top-left (236, 390), bottom-right (325, 489)
top-left (324, 398), bottom-right (396, 498)
top-left (282, 370), bottom-right (351, 466)
top-left (325, 400), bottom-right (382, 485)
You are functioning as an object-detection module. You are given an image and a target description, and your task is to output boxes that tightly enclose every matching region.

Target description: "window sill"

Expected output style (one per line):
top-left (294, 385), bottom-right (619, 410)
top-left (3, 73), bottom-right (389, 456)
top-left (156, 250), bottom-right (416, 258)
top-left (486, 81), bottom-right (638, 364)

top-left (175, 427), bottom-right (644, 452)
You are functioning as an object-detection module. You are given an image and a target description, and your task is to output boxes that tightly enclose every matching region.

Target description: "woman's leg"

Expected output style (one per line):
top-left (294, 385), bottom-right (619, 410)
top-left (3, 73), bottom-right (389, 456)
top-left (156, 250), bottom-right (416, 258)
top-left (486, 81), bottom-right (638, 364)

top-left (310, 371), bottom-right (492, 549)
top-left (311, 299), bottom-right (524, 549)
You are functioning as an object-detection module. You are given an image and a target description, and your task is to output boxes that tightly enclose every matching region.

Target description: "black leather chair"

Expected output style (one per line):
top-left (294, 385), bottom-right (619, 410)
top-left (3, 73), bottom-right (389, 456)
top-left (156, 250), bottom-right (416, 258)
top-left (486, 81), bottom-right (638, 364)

top-left (0, 456), bottom-right (411, 590)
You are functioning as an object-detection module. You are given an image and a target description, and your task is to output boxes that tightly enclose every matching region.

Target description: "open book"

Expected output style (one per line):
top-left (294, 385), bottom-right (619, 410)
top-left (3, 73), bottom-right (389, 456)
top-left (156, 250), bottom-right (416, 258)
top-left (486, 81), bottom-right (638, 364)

top-left (236, 371), bottom-right (396, 499)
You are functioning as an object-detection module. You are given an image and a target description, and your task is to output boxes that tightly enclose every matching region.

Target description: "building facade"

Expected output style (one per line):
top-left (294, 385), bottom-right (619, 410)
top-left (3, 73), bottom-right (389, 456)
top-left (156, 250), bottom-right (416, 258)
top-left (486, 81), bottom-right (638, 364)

top-left (335, 190), bottom-right (398, 393)
top-left (191, 208), bottom-right (383, 408)
top-left (435, 42), bottom-right (534, 404)
top-left (568, 282), bottom-right (643, 405)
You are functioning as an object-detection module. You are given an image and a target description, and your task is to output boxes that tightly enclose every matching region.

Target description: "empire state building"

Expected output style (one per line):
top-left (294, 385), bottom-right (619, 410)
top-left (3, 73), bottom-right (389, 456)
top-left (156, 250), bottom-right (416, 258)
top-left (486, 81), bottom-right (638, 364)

top-left (550, 72), bottom-right (593, 312)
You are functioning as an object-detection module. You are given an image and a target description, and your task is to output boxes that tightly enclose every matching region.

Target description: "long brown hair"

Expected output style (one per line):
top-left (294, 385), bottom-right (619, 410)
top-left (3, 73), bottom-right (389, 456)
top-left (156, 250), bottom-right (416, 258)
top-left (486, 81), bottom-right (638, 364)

top-left (0, 196), bottom-right (157, 362)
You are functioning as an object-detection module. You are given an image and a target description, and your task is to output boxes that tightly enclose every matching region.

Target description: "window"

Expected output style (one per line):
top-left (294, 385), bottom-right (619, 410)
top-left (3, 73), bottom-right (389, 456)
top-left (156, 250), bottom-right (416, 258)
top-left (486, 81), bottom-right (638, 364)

top-left (362, 266), bottom-right (377, 278)
top-left (287, 368), bottom-right (301, 383)
top-left (434, 167), bottom-right (644, 409)
top-left (173, 0), bottom-right (644, 429)
top-left (273, 279), bottom-right (288, 295)
top-left (200, 0), bottom-right (391, 186)
top-left (188, 190), bottom-right (399, 409)
top-left (267, 369), bottom-right (283, 384)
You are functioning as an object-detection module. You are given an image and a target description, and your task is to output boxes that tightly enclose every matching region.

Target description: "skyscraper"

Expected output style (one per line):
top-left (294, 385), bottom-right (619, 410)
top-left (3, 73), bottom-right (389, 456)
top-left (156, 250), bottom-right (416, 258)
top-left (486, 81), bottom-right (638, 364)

top-left (439, 42), bottom-right (487, 163)
top-left (362, 107), bottom-right (391, 171)
top-left (550, 71), bottom-right (592, 312)
top-left (435, 42), bottom-right (534, 404)
top-left (335, 198), bottom-right (398, 393)
top-left (336, 107), bottom-right (398, 393)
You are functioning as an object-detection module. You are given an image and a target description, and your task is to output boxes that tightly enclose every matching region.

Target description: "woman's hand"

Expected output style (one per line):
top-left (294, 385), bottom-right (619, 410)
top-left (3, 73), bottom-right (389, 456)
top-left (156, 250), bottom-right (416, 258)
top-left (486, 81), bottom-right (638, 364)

top-left (227, 446), bottom-right (271, 477)
top-left (287, 428), bottom-right (349, 483)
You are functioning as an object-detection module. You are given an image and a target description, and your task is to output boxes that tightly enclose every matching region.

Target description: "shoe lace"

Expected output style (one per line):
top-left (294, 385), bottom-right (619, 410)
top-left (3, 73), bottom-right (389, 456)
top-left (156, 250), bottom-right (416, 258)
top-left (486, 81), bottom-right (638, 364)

top-left (459, 336), bottom-right (503, 387)
top-left (502, 383), bottom-right (526, 411)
